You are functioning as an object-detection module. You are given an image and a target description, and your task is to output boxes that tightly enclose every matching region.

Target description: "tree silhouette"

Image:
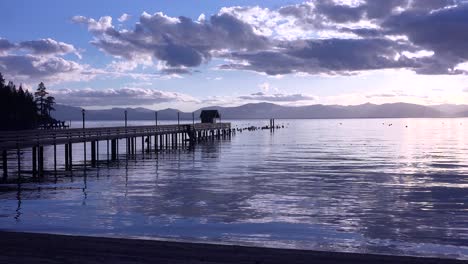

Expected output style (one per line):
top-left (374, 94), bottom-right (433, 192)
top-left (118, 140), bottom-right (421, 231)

top-left (45, 96), bottom-right (56, 116)
top-left (35, 82), bottom-right (48, 119)
top-left (0, 72), bottom-right (57, 130)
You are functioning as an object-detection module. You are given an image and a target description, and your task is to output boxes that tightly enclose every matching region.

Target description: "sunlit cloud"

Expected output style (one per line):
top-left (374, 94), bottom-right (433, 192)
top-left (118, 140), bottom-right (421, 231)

top-left (51, 87), bottom-right (199, 107)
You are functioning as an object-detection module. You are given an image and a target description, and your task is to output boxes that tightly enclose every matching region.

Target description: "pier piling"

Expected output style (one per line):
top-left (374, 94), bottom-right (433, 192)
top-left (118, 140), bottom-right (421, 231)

top-left (0, 122), bottom-right (231, 177)
top-left (32, 146), bottom-right (37, 176)
top-left (65, 144), bottom-right (69, 170)
top-left (38, 146), bottom-right (44, 176)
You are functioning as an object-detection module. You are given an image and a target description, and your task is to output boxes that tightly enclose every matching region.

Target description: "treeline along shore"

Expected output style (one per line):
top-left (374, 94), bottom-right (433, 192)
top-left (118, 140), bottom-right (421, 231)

top-left (0, 72), bottom-right (56, 131)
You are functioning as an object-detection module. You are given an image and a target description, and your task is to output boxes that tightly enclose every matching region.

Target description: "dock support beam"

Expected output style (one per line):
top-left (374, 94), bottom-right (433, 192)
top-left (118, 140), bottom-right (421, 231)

top-left (65, 144), bottom-right (69, 170)
top-left (111, 139), bottom-right (117, 160)
top-left (91, 141), bottom-right (96, 167)
top-left (53, 143), bottom-right (57, 172)
top-left (68, 143), bottom-right (73, 171)
top-left (38, 146), bottom-right (44, 176)
top-left (32, 146), bottom-right (37, 176)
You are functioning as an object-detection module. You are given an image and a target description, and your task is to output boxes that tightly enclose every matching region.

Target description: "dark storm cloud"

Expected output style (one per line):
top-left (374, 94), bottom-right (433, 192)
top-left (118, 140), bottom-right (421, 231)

top-left (0, 38), bottom-right (15, 53)
top-left (315, 2), bottom-right (366, 23)
top-left (409, 0), bottom-right (456, 10)
top-left (223, 38), bottom-right (419, 75)
top-left (160, 67), bottom-right (192, 75)
top-left (280, 0), bottom-right (455, 24)
top-left (74, 0), bottom-right (468, 76)
top-left (74, 12), bottom-right (269, 69)
top-left (383, 4), bottom-right (468, 74)
top-left (364, 0), bottom-right (408, 19)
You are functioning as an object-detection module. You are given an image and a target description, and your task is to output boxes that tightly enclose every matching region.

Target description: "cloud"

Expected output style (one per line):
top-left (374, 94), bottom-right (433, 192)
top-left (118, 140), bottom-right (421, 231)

top-left (0, 38), bottom-right (15, 53)
top-left (0, 38), bottom-right (94, 83)
top-left (365, 93), bottom-right (398, 98)
top-left (259, 82), bottom-right (271, 92)
top-left (222, 38), bottom-right (419, 75)
top-left (72, 11), bottom-right (270, 74)
top-left (118, 13), bottom-right (131, 22)
top-left (0, 54), bottom-right (94, 83)
top-left (73, 12), bottom-right (268, 72)
top-left (72, 15), bottom-right (113, 32)
top-left (19, 38), bottom-right (80, 58)
top-left (73, 1), bottom-right (468, 76)
top-left (463, 87), bottom-right (468, 92)
top-left (382, 4), bottom-right (468, 74)
top-left (206, 76), bottom-right (223, 81)
top-left (239, 92), bottom-right (315, 102)
top-left (365, 90), bottom-right (429, 99)
top-left (51, 87), bottom-right (199, 107)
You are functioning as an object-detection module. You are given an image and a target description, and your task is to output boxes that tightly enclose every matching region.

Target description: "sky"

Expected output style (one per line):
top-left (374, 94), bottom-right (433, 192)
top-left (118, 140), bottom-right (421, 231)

top-left (1, 0), bottom-right (468, 111)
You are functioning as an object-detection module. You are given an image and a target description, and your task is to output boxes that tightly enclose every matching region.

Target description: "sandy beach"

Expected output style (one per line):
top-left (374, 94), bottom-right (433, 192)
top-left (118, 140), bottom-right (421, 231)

top-left (0, 231), bottom-right (465, 264)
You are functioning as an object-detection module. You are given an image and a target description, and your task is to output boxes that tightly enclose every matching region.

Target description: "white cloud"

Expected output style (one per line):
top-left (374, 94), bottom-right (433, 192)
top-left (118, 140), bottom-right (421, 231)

top-left (19, 38), bottom-right (81, 58)
top-left (197, 13), bottom-right (206, 22)
top-left (51, 87), bottom-right (199, 107)
top-left (118, 13), bottom-right (131, 22)
top-left (0, 37), bottom-right (95, 84)
top-left (239, 91), bottom-right (316, 102)
top-left (72, 15), bottom-right (113, 32)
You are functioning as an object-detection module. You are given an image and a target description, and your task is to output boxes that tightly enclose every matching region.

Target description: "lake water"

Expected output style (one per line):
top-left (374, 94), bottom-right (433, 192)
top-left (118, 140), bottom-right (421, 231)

top-left (0, 119), bottom-right (467, 260)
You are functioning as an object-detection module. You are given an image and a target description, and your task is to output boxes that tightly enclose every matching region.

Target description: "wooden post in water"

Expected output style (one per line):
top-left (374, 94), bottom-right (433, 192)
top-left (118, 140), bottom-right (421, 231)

top-left (146, 136), bottom-right (150, 153)
top-left (32, 146), bottom-right (37, 176)
top-left (111, 139), bottom-right (117, 160)
top-left (129, 137), bottom-right (132, 155)
top-left (53, 143), bottom-right (57, 172)
top-left (38, 146), bottom-right (44, 177)
top-left (64, 144), bottom-right (69, 170)
top-left (91, 141), bottom-right (96, 167)
top-left (106, 139), bottom-right (109, 162)
top-left (126, 138), bottom-right (129, 155)
top-left (154, 134), bottom-right (158, 151)
top-left (68, 143), bottom-right (73, 170)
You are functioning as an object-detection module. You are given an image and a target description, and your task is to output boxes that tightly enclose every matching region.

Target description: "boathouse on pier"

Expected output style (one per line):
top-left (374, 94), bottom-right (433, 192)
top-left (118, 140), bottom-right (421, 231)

top-left (200, 110), bottom-right (220, 124)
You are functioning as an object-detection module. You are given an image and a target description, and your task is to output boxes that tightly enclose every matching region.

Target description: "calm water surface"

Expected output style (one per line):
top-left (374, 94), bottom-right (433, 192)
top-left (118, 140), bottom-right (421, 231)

top-left (0, 119), bottom-right (467, 259)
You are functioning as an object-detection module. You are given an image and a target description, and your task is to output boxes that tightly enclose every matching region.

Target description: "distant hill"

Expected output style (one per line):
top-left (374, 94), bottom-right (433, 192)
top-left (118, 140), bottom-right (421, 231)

top-left (52, 102), bottom-right (468, 121)
top-left (432, 104), bottom-right (468, 116)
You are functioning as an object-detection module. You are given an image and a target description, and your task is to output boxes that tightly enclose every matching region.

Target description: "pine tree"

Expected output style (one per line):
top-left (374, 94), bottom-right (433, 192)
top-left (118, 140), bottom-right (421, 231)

top-left (35, 82), bottom-right (48, 119)
top-left (45, 96), bottom-right (56, 117)
top-left (0, 72), bottom-right (43, 130)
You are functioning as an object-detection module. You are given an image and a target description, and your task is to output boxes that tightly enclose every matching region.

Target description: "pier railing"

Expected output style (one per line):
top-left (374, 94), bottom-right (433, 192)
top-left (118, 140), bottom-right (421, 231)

top-left (0, 123), bottom-right (231, 151)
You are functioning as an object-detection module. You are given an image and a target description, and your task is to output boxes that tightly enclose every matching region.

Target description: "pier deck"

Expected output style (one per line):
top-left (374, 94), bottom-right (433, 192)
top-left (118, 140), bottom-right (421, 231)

top-left (0, 123), bottom-right (231, 177)
top-left (0, 123), bottom-right (231, 150)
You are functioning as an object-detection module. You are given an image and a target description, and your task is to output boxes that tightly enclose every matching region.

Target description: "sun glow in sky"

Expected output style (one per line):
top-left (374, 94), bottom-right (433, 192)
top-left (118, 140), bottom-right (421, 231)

top-left (1, 0), bottom-right (468, 111)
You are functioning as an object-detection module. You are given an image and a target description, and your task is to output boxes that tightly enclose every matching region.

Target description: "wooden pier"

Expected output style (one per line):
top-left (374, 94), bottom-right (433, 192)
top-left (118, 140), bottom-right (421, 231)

top-left (0, 122), bottom-right (232, 178)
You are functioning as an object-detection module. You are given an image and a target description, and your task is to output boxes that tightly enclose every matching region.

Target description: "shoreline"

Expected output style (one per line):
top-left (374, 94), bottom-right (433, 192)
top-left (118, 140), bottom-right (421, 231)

top-left (0, 231), bottom-right (465, 264)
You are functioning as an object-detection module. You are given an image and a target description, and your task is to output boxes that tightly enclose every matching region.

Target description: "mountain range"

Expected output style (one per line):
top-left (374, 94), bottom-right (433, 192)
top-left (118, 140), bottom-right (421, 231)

top-left (52, 102), bottom-right (468, 121)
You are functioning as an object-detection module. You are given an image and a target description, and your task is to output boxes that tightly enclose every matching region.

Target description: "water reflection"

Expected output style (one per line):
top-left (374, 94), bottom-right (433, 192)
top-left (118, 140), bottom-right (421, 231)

top-left (0, 119), bottom-right (467, 259)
